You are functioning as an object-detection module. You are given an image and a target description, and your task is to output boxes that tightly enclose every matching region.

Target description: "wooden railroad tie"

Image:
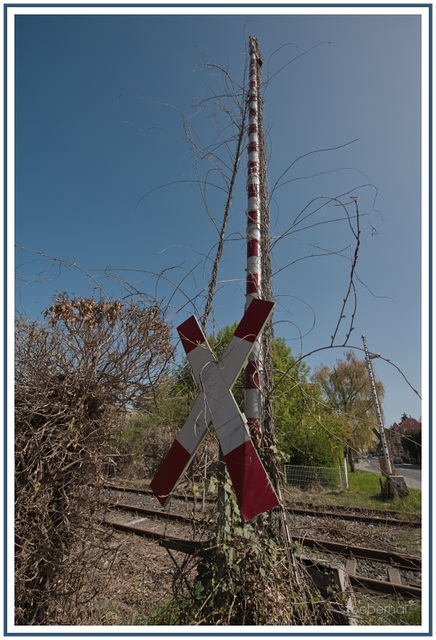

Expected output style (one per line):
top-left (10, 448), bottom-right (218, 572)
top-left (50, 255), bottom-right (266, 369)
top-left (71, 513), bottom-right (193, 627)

top-left (345, 558), bottom-right (357, 575)
top-left (387, 567), bottom-right (402, 585)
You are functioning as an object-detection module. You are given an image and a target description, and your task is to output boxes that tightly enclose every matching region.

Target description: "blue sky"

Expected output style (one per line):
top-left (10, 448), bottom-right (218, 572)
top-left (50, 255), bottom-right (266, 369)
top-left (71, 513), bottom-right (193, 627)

top-left (12, 7), bottom-right (425, 429)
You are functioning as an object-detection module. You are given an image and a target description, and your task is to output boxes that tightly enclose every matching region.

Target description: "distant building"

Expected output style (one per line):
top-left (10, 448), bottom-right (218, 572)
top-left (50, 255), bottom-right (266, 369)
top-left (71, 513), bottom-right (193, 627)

top-left (387, 417), bottom-right (421, 461)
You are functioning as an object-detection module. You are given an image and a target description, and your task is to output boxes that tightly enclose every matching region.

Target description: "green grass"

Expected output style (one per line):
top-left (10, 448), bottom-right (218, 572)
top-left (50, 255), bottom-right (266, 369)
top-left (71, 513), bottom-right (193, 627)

top-left (309, 468), bottom-right (421, 518)
top-left (139, 596), bottom-right (182, 625)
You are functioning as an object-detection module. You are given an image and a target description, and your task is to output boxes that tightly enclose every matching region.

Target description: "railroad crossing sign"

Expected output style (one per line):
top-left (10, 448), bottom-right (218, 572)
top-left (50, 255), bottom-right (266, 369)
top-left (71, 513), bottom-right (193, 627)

top-left (150, 298), bottom-right (279, 521)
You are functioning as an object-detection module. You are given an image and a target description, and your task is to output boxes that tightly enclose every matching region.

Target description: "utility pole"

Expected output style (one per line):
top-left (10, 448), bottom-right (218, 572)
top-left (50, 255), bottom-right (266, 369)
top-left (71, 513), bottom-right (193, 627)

top-left (362, 335), bottom-right (393, 476)
top-left (362, 335), bottom-right (408, 497)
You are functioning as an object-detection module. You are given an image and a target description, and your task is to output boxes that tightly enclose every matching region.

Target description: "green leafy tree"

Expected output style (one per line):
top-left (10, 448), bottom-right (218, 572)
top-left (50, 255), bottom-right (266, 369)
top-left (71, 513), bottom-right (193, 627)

top-left (273, 344), bottom-right (348, 467)
top-left (313, 351), bottom-right (385, 471)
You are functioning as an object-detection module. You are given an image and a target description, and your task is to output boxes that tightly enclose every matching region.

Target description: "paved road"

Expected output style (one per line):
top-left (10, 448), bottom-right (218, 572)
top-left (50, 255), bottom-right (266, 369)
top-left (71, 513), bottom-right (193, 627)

top-left (356, 457), bottom-right (421, 490)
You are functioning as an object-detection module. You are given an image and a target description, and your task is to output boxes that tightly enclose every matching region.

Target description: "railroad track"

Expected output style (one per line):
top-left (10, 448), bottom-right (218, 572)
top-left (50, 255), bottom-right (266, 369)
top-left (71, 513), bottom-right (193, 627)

top-left (100, 482), bottom-right (421, 527)
top-left (287, 505), bottom-right (421, 527)
top-left (102, 499), bottom-right (421, 600)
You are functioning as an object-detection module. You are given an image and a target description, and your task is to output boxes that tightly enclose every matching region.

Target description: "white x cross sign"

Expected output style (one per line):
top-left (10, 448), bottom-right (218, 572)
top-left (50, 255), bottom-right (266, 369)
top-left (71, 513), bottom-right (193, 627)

top-left (150, 298), bottom-right (279, 521)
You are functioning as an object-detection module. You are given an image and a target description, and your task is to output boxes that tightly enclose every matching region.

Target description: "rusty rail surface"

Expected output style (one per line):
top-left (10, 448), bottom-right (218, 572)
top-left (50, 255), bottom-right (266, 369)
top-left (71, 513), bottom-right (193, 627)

top-left (289, 535), bottom-right (421, 571)
top-left (103, 506), bottom-right (420, 571)
top-left (103, 502), bottom-right (199, 525)
top-left (100, 483), bottom-right (420, 528)
top-left (287, 506), bottom-right (421, 528)
top-left (102, 516), bottom-right (421, 600)
top-left (348, 574), bottom-right (421, 599)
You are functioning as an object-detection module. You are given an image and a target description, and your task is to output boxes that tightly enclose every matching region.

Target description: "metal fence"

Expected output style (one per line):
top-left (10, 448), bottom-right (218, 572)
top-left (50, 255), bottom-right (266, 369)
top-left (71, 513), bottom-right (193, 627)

top-left (284, 464), bottom-right (347, 490)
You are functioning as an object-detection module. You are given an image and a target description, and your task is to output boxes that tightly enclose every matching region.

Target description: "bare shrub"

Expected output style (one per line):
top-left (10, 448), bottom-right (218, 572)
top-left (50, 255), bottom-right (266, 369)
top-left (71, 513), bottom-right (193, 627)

top-left (14, 296), bottom-right (174, 624)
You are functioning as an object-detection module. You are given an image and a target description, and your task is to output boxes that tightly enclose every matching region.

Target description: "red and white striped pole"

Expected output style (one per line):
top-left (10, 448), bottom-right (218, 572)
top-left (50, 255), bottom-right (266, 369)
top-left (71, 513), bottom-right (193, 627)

top-left (245, 36), bottom-right (263, 446)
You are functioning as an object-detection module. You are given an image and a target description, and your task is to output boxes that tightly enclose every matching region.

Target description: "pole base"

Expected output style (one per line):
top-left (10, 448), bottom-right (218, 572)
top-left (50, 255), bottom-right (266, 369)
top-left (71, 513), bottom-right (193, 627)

top-left (381, 475), bottom-right (409, 499)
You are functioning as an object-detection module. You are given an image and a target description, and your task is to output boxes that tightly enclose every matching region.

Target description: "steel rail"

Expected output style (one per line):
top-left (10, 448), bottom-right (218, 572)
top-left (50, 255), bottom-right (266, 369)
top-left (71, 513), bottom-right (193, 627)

top-left (102, 519), bottom-right (421, 600)
top-left (289, 499), bottom-right (421, 520)
top-left (287, 506), bottom-right (421, 528)
top-left (290, 535), bottom-right (421, 571)
top-left (100, 484), bottom-right (420, 528)
top-left (100, 483), bottom-right (215, 503)
top-left (348, 574), bottom-right (421, 599)
top-left (103, 509), bottom-right (420, 570)
top-left (103, 502), bottom-right (202, 525)
top-left (105, 520), bottom-right (166, 540)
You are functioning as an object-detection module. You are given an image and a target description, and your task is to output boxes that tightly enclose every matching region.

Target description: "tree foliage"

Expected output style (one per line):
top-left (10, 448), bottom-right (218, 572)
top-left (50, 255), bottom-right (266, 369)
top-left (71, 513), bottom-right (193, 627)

top-left (273, 341), bottom-right (348, 467)
top-left (313, 351), bottom-right (385, 464)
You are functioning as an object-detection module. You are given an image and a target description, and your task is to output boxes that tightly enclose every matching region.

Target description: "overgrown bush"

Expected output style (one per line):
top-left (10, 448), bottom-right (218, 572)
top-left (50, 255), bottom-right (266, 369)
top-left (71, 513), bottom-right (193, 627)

top-left (14, 296), bottom-right (173, 624)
